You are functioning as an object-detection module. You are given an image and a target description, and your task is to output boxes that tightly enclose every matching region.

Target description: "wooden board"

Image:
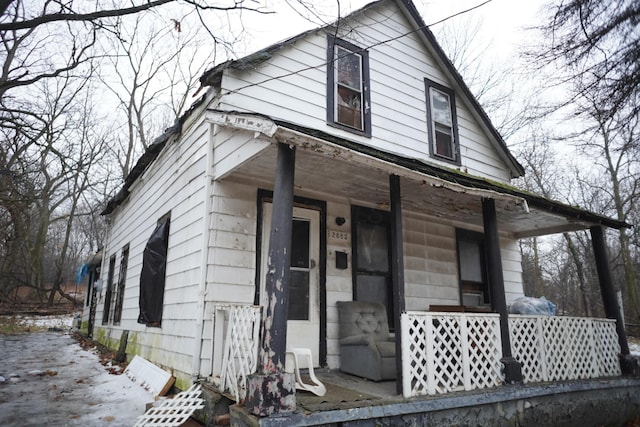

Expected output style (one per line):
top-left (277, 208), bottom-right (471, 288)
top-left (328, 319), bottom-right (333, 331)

top-left (124, 355), bottom-right (175, 397)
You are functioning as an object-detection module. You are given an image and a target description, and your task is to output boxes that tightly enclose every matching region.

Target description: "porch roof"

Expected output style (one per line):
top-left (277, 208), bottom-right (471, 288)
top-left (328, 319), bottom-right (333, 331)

top-left (208, 110), bottom-right (629, 238)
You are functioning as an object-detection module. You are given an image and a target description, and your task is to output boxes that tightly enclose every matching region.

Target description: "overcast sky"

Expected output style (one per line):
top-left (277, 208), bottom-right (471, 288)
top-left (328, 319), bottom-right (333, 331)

top-left (238, 0), bottom-right (547, 61)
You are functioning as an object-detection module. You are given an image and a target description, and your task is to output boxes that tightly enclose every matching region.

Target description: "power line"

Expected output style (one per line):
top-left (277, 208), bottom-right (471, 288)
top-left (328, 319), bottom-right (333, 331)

top-left (218, 0), bottom-right (494, 97)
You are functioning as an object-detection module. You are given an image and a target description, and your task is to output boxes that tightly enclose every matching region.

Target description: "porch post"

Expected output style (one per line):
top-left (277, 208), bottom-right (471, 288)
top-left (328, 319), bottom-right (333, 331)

top-left (389, 174), bottom-right (405, 395)
top-left (482, 198), bottom-right (522, 383)
top-left (246, 142), bottom-right (296, 416)
top-left (589, 226), bottom-right (635, 374)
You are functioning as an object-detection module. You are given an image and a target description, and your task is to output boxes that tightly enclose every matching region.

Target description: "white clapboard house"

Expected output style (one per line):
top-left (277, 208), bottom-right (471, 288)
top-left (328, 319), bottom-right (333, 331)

top-left (83, 0), bottom-right (633, 422)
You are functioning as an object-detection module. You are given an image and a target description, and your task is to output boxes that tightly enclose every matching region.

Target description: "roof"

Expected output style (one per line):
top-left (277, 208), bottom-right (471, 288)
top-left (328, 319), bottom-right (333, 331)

top-left (103, 0), bottom-right (628, 232)
top-left (199, 0), bottom-right (525, 178)
top-left (268, 117), bottom-right (629, 230)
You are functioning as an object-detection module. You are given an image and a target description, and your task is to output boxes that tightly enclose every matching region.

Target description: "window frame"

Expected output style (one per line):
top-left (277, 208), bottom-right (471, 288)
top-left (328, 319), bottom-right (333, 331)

top-left (455, 228), bottom-right (490, 308)
top-left (425, 78), bottom-right (460, 164)
top-left (113, 244), bottom-right (129, 325)
top-left (351, 205), bottom-right (394, 329)
top-left (102, 254), bottom-right (116, 325)
top-left (327, 35), bottom-right (371, 137)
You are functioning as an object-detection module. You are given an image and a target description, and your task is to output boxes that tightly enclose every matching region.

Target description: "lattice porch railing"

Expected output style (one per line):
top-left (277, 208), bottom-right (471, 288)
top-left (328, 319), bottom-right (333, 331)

top-left (509, 315), bottom-right (621, 383)
top-left (211, 304), bottom-right (262, 402)
top-left (401, 312), bottom-right (503, 398)
top-left (402, 312), bottom-right (622, 398)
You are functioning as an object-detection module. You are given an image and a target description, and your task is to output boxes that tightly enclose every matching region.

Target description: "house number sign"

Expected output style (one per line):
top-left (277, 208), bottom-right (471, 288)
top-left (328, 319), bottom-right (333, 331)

top-left (328, 230), bottom-right (348, 241)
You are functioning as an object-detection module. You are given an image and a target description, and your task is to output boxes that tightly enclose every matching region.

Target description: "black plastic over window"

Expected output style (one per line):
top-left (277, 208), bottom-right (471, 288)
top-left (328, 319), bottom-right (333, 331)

top-left (138, 215), bottom-right (170, 327)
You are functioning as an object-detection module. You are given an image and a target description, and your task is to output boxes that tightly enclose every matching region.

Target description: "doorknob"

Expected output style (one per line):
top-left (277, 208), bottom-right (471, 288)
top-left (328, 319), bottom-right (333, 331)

top-left (310, 259), bottom-right (316, 268)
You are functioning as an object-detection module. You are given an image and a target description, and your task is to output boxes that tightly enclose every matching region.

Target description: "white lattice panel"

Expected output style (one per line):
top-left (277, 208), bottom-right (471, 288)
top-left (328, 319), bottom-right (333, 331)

top-left (402, 312), bottom-right (502, 398)
top-left (216, 305), bottom-right (261, 402)
top-left (134, 384), bottom-right (204, 427)
top-left (509, 316), bottom-right (545, 383)
top-left (510, 315), bottom-right (621, 383)
top-left (545, 317), bottom-right (596, 381)
top-left (466, 315), bottom-right (503, 390)
top-left (593, 319), bottom-right (621, 377)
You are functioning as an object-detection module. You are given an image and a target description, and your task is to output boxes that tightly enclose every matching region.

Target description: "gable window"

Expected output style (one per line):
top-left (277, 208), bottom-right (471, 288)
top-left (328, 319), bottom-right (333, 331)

top-left (425, 79), bottom-right (459, 163)
top-left (327, 35), bottom-right (371, 136)
top-left (138, 214), bottom-right (171, 327)
top-left (112, 244), bottom-right (129, 325)
top-left (456, 229), bottom-right (490, 308)
top-left (102, 254), bottom-right (116, 325)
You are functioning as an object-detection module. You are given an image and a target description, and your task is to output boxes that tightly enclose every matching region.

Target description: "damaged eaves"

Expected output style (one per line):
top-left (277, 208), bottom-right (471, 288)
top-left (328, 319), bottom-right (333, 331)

top-left (101, 90), bottom-right (213, 216)
top-left (270, 118), bottom-right (630, 231)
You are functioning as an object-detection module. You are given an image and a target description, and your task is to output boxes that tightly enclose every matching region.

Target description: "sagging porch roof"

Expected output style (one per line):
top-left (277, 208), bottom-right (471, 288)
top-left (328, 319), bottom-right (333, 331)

top-left (208, 110), bottom-right (629, 238)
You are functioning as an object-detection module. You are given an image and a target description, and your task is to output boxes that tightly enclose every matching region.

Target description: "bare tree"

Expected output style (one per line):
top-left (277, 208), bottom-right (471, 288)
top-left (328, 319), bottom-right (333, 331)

top-left (98, 10), bottom-right (210, 177)
top-left (533, 0), bottom-right (640, 128)
top-left (433, 14), bottom-right (534, 140)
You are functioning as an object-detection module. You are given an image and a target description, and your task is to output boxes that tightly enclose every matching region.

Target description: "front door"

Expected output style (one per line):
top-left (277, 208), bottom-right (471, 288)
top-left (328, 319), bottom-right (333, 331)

top-left (260, 203), bottom-right (321, 366)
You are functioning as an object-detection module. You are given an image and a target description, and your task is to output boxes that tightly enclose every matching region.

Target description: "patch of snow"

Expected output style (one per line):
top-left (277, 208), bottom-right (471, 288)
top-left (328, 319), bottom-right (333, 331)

top-left (0, 331), bottom-right (154, 426)
top-left (18, 313), bottom-right (77, 329)
top-left (629, 342), bottom-right (640, 357)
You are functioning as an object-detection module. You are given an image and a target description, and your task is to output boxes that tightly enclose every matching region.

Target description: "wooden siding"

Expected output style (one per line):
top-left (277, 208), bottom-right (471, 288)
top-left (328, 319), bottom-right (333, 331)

top-left (216, 1), bottom-right (511, 182)
top-left (92, 115), bottom-right (211, 382)
top-left (197, 181), bottom-right (258, 376)
top-left (212, 126), bottom-right (271, 180)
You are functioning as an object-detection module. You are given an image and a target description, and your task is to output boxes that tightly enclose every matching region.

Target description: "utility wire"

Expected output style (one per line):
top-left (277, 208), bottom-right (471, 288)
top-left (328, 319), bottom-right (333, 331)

top-left (218, 0), bottom-right (494, 97)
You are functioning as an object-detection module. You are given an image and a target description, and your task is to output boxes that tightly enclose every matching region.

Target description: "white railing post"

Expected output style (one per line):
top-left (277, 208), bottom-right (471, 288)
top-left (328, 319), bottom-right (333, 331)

top-left (536, 316), bottom-right (547, 382)
top-left (401, 313), bottom-right (411, 398)
top-left (460, 314), bottom-right (472, 391)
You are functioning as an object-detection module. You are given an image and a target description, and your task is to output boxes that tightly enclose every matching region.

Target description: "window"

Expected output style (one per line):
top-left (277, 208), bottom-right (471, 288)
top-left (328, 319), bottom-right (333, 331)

top-left (113, 244), bottom-right (129, 324)
top-left (456, 229), bottom-right (490, 307)
top-left (425, 79), bottom-right (459, 163)
top-left (327, 35), bottom-right (371, 136)
top-left (351, 206), bottom-right (393, 328)
top-left (102, 254), bottom-right (116, 325)
top-left (289, 218), bottom-right (311, 320)
top-left (138, 214), bottom-right (171, 327)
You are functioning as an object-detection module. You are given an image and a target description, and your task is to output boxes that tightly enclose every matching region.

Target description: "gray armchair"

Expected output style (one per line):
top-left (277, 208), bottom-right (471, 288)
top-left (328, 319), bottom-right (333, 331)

top-left (336, 300), bottom-right (396, 381)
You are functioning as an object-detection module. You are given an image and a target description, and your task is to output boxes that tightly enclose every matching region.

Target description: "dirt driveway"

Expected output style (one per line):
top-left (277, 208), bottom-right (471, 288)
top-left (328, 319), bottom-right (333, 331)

top-left (0, 331), bottom-right (152, 426)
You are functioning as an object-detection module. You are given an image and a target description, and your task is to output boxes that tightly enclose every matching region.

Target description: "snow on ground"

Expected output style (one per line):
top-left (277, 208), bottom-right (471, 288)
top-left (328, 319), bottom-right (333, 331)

top-left (0, 314), bottom-right (154, 427)
top-left (17, 313), bottom-right (77, 329)
top-left (630, 342), bottom-right (640, 357)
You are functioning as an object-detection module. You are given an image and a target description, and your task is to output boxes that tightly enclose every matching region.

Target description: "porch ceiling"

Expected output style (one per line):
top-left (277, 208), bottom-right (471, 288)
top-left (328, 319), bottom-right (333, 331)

top-left (221, 140), bottom-right (592, 239)
top-left (207, 110), bottom-right (627, 237)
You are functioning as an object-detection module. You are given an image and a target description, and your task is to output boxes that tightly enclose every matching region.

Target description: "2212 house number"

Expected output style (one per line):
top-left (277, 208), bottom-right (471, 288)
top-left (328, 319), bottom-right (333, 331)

top-left (328, 230), bottom-right (348, 241)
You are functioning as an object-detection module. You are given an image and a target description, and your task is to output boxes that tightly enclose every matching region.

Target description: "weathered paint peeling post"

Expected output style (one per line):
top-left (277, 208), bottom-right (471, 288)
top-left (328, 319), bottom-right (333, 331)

top-left (390, 174), bottom-right (405, 395)
top-left (246, 142), bottom-right (297, 416)
top-left (590, 226), bottom-right (636, 375)
top-left (482, 198), bottom-right (523, 383)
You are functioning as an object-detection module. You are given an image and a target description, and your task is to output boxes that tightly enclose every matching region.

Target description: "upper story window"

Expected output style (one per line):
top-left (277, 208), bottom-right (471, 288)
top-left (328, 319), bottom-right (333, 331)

top-left (425, 79), bottom-right (459, 164)
top-left (327, 35), bottom-right (371, 137)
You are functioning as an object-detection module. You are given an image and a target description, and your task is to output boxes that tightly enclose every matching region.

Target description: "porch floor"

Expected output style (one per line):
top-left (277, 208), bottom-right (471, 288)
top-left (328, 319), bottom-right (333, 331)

top-left (229, 371), bottom-right (640, 427)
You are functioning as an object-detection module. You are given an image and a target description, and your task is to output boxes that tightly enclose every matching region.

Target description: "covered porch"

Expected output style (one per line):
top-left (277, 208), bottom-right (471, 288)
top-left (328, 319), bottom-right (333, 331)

top-left (205, 110), bottom-right (634, 421)
top-left (209, 304), bottom-right (638, 426)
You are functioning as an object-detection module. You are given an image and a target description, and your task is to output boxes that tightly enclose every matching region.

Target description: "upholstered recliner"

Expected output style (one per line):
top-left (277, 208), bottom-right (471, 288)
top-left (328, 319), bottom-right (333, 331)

top-left (336, 300), bottom-right (396, 381)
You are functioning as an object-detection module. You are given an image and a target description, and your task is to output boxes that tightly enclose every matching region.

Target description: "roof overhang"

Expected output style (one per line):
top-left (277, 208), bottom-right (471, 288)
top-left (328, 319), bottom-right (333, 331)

top-left (207, 110), bottom-right (629, 237)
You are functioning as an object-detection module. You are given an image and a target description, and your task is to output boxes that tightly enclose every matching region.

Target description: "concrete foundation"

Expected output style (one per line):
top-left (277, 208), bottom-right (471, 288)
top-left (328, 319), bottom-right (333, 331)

top-left (229, 378), bottom-right (640, 427)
